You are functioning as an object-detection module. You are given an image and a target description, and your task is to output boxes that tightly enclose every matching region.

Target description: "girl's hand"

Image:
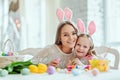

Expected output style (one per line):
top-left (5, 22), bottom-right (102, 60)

top-left (73, 58), bottom-right (80, 65)
top-left (66, 60), bottom-right (72, 67)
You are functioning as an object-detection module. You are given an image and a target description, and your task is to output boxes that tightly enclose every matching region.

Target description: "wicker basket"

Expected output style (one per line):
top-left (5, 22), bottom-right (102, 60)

top-left (0, 39), bottom-right (24, 68)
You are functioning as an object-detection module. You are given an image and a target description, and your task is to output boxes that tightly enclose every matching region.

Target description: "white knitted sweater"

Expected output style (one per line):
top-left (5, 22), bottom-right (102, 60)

top-left (31, 44), bottom-right (74, 68)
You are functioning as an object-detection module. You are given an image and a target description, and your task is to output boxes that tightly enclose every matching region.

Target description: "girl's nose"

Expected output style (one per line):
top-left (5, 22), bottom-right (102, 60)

top-left (79, 46), bottom-right (83, 50)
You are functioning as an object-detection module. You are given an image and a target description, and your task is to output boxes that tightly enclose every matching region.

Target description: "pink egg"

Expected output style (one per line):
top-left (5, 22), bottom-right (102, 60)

top-left (55, 58), bottom-right (61, 63)
top-left (7, 52), bottom-right (13, 56)
top-left (47, 66), bottom-right (56, 75)
top-left (91, 68), bottom-right (99, 76)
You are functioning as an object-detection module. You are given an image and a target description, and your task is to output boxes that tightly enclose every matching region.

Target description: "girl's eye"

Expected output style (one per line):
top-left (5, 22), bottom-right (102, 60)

top-left (77, 43), bottom-right (81, 46)
top-left (83, 46), bottom-right (87, 48)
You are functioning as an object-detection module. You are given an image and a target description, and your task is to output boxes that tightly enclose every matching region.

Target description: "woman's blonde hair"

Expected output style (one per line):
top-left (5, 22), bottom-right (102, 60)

top-left (77, 34), bottom-right (96, 56)
top-left (55, 21), bottom-right (78, 45)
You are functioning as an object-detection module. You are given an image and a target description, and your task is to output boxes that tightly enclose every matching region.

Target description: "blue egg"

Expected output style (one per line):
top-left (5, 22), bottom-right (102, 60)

top-left (21, 68), bottom-right (30, 75)
top-left (4, 53), bottom-right (8, 56)
top-left (0, 69), bottom-right (8, 77)
top-left (72, 69), bottom-right (79, 76)
top-left (75, 65), bottom-right (79, 69)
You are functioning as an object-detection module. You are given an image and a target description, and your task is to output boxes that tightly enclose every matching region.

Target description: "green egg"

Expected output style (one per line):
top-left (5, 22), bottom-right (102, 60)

top-left (0, 69), bottom-right (8, 77)
top-left (0, 69), bottom-right (2, 74)
top-left (21, 68), bottom-right (30, 75)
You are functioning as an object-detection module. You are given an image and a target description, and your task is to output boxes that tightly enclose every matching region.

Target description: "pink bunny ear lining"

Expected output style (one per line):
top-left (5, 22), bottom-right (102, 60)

top-left (77, 18), bottom-right (85, 33)
top-left (88, 21), bottom-right (96, 35)
top-left (64, 7), bottom-right (73, 21)
top-left (56, 8), bottom-right (64, 22)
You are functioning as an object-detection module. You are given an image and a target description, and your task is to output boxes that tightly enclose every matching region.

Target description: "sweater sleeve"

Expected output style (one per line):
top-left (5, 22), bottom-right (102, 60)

top-left (31, 46), bottom-right (50, 64)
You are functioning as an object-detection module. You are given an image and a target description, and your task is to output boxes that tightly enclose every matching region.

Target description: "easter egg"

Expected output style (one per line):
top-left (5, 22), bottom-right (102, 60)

top-left (0, 69), bottom-right (8, 77)
top-left (91, 68), bottom-right (99, 76)
top-left (55, 57), bottom-right (61, 63)
top-left (85, 65), bottom-right (91, 70)
top-left (1, 52), bottom-right (8, 56)
top-left (56, 68), bottom-right (60, 72)
top-left (0, 69), bottom-right (2, 73)
top-left (71, 69), bottom-right (79, 76)
top-left (29, 65), bottom-right (38, 73)
top-left (47, 66), bottom-right (56, 75)
top-left (21, 68), bottom-right (30, 75)
top-left (66, 65), bottom-right (73, 71)
top-left (7, 52), bottom-right (13, 56)
top-left (75, 65), bottom-right (79, 69)
top-left (38, 63), bottom-right (47, 73)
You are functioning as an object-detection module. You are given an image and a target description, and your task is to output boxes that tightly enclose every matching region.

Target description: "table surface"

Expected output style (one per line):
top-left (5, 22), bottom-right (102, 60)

top-left (1, 69), bottom-right (120, 80)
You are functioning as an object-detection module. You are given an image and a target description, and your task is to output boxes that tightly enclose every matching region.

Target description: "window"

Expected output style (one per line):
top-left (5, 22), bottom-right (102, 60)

top-left (105, 0), bottom-right (120, 47)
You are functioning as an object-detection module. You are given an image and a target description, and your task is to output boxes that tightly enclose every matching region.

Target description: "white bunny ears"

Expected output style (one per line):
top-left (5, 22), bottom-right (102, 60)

top-left (77, 18), bottom-right (96, 35)
top-left (56, 7), bottom-right (73, 22)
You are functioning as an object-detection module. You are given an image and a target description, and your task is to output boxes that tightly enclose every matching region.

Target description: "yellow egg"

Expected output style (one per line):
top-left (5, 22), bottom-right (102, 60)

top-left (37, 63), bottom-right (47, 73)
top-left (29, 65), bottom-right (38, 73)
top-left (56, 68), bottom-right (60, 72)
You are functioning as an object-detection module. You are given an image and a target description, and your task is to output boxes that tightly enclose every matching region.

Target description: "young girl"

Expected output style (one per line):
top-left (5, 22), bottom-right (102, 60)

top-left (67, 19), bottom-right (96, 67)
top-left (73, 34), bottom-right (96, 65)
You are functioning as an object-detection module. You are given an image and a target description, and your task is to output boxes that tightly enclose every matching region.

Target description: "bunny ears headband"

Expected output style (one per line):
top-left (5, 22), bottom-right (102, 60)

top-left (56, 7), bottom-right (96, 35)
top-left (77, 18), bottom-right (96, 35)
top-left (56, 7), bottom-right (72, 22)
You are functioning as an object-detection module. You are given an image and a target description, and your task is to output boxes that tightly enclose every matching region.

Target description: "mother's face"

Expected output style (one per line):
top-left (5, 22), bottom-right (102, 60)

top-left (60, 24), bottom-right (77, 48)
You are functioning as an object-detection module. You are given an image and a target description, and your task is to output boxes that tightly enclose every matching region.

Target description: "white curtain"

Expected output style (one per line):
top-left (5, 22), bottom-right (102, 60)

top-left (105, 0), bottom-right (120, 45)
top-left (21, 0), bottom-right (42, 49)
top-left (87, 0), bottom-right (104, 46)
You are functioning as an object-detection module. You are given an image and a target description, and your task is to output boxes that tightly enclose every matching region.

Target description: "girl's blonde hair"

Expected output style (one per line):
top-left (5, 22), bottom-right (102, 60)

top-left (77, 34), bottom-right (96, 56)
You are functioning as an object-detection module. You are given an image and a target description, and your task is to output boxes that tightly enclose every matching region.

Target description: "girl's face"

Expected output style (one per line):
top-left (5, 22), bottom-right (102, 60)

top-left (74, 37), bottom-right (91, 58)
top-left (60, 24), bottom-right (77, 49)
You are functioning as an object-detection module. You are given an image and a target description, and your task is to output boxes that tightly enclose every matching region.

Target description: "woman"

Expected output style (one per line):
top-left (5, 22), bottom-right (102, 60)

top-left (31, 21), bottom-right (78, 68)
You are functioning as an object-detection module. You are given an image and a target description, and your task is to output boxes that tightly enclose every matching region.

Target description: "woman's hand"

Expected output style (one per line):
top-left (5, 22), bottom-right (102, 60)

top-left (47, 61), bottom-right (58, 67)
top-left (47, 58), bottom-right (60, 68)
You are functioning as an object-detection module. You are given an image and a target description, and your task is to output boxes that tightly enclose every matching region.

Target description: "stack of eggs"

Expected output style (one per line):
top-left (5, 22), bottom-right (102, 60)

top-left (1, 51), bottom-right (14, 56)
top-left (29, 63), bottom-right (47, 73)
top-left (29, 63), bottom-right (56, 75)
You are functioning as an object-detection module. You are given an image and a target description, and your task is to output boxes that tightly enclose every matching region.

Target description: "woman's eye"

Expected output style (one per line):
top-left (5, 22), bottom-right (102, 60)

top-left (72, 32), bottom-right (77, 35)
top-left (64, 34), bottom-right (68, 36)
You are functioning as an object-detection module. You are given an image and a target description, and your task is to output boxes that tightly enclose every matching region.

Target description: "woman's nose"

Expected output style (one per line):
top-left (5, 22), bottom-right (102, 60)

top-left (69, 35), bottom-right (73, 40)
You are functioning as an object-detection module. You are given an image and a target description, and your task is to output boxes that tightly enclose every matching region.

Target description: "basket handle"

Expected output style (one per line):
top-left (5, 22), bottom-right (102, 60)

top-left (2, 39), bottom-right (14, 52)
